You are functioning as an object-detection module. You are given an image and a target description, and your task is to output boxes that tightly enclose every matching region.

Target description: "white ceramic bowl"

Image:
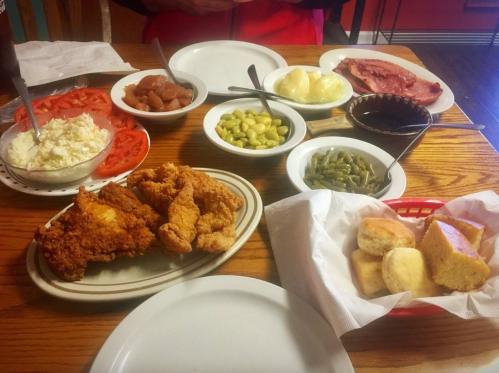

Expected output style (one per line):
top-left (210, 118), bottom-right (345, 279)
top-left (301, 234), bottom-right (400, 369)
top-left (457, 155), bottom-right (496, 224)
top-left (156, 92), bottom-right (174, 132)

top-left (203, 98), bottom-right (307, 158)
top-left (286, 137), bottom-right (406, 200)
top-left (110, 69), bottom-right (208, 123)
top-left (0, 110), bottom-right (115, 184)
top-left (262, 65), bottom-right (353, 114)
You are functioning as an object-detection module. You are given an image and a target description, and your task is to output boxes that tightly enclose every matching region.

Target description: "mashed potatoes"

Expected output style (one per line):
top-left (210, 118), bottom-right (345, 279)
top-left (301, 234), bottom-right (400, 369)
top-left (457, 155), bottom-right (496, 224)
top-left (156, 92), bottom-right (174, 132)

top-left (7, 113), bottom-right (110, 171)
top-left (275, 68), bottom-right (345, 104)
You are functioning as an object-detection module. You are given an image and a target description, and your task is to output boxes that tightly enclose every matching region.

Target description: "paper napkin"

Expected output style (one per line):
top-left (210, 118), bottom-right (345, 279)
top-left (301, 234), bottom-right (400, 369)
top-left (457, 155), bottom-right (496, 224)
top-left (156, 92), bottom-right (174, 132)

top-left (14, 41), bottom-right (138, 87)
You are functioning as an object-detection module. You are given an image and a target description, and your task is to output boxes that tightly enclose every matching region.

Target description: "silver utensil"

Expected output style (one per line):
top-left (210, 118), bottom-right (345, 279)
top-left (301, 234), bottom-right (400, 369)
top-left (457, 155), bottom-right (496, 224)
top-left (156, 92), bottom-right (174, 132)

top-left (228, 86), bottom-right (324, 105)
top-left (247, 64), bottom-right (292, 135)
top-left (397, 123), bottom-right (484, 131)
top-left (12, 77), bottom-right (41, 158)
top-left (306, 115), bottom-right (485, 136)
top-left (151, 37), bottom-right (194, 95)
top-left (373, 124), bottom-right (432, 199)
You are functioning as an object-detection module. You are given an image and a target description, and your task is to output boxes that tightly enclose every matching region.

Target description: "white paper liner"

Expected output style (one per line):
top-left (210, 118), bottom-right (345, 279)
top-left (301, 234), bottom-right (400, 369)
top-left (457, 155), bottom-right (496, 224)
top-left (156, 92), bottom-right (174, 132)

top-left (14, 41), bottom-right (138, 87)
top-left (264, 190), bottom-right (499, 338)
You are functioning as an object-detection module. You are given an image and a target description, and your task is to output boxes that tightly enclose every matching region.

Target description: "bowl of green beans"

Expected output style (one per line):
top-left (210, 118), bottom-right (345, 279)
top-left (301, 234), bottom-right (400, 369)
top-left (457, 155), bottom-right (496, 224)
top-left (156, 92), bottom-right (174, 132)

top-left (203, 98), bottom-right (306, 157)
top-left (286, 137), bottom-right (406, 200)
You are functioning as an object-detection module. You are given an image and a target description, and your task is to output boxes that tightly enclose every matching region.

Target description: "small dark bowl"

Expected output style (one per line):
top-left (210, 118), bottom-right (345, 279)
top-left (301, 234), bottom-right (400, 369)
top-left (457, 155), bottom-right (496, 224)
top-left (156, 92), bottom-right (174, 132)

top-left (345, 93), bottom-right (432, 156)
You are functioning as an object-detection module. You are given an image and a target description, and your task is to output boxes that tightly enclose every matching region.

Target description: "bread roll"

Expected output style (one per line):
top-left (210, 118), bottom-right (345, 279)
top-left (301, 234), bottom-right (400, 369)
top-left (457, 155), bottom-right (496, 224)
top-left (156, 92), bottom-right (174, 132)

top-left (351, 249), bottom-right (389, 298)
top-left (358, 218), bottom-right (415, 256)
top-left (382, 247), bottom-right (441, 298)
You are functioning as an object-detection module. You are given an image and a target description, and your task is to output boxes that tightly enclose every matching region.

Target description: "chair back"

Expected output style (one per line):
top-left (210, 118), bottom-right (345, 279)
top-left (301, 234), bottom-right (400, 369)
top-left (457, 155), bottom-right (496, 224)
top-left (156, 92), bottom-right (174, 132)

top-left (9, 0), bottom-right (111, 43)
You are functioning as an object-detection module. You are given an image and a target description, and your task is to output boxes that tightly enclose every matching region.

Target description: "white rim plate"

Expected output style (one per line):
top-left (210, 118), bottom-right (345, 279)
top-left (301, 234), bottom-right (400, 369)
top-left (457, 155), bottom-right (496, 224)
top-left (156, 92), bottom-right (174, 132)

top-left (89, 275), bottom-right (354, 373)
top-left (26, 169), bottom-right (263, 302)
top-left (286, 137), bottom-right (406, 200)
top-left (0, 122), bottom-right (150, 196)
top-left (262, 65), bottom-right (354, 113)
top-left (169, 41), bottom-right (288, 96)
top-left (318, 48), bottom-right (454, 115)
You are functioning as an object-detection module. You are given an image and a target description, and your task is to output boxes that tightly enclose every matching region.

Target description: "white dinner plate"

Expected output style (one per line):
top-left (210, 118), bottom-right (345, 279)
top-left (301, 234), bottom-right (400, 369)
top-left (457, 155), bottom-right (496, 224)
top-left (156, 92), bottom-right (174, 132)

top-left (90, 275), bottom-right (354, 373)
top-left (286, 137), bottom-right (406, 200)
top-left (26, 169), bottom-right (263, 302)
top-left (169, 41), bottom-right (288, 96)
top-left (319, 48), bottom-right (454, 115)
top-left (0, 122), bottom-right (149, 196)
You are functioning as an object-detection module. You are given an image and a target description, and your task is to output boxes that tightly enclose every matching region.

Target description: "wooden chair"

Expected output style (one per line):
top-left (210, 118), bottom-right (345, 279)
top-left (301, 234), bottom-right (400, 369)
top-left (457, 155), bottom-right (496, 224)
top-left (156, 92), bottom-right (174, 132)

top-left (323, 0), bottom-right (367, 45)
top-left (11, 0), bottom-right (111, 43)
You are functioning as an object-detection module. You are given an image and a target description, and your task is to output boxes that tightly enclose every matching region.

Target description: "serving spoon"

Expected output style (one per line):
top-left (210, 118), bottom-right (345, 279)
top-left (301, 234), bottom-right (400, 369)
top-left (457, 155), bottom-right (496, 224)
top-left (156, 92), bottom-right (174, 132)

top-left (12, 76), bottom-right (41, 159)
top-left (306, 115), bottom-right (485, 136)
top-left (373, 124), bottom-right (432, 199)
top-left (151, 37), bottom-right (194, 98)
top-left (247, 64), bottom-right (292, 137)
top-left (228, 86), bottom-right (324, 105)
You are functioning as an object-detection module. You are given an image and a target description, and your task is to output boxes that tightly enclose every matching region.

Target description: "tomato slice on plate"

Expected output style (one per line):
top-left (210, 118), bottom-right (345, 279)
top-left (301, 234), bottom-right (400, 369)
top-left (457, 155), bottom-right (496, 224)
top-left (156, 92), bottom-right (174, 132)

top-left (52, 88), bottom-right (112, 117)
top-left (14, 94), bottom-right (62, 123)
top-left (109, 106), bottom-right (134, 132)
top-left (96, 130), bottom-right (149, 177)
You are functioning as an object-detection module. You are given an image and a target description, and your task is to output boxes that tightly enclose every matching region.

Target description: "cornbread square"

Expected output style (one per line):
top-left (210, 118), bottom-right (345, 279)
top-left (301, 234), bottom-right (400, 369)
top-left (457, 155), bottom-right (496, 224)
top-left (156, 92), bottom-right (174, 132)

top-left (382, 248), bottom-right (441, 298)
top-left (424, 215), bottom-right (484, 251)
top-left (351, 249), bottom-right (389, 298)
top-left (420, 221), bottom-right (490, 292)
top-left (358, 218), bottom-right (415, 256)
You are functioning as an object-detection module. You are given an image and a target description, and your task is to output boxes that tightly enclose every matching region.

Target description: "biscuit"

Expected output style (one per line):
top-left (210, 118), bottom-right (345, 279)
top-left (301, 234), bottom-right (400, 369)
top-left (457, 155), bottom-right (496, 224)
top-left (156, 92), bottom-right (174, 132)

top-left (382, 247), bottom-right (441, 298)
top-left (420, 220), bottom-right (490, 291)
top-left (424, 215), bottom-right (484, 251)
top-left (358, 218), bottom-right (415, 256)
top-left (351, 249), bottom-right (389, 298)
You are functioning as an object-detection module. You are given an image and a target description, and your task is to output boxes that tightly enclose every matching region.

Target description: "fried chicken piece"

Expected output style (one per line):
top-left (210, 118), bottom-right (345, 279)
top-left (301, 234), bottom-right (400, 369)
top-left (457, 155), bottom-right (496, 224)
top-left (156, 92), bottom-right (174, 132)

top-left (197, 226), bottom-right (237, 253)
top-left (158, 182), bottom-right (200, 257)
top-left (34, 187), bottom-right (159, 281)
top-left (127, 163), bottom-right (244, 255)
top-left (98, 182), bottom-right (164, 232)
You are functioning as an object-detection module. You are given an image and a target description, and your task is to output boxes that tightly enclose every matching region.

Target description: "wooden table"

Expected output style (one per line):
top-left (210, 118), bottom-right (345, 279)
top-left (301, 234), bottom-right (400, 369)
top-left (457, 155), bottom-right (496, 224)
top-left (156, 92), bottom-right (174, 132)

top-left (1, 44), bottom-right (499, 373)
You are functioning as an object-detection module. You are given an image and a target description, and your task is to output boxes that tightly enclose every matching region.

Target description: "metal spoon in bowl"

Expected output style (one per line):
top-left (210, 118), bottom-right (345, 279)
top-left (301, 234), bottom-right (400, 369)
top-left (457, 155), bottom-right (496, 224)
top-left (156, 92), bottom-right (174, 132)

top-left (12, 77), bottom-right (41, 159)
top-left (396, 123), bottom-right (484, 131)
top-left (372, 124), bottom-right (432, 199)
top-left (151, 37), bottom-right (194, 99)
top-left (228, 86), bottom-right (324, 105)
top-left (247, 64), bottom-right (293, 137)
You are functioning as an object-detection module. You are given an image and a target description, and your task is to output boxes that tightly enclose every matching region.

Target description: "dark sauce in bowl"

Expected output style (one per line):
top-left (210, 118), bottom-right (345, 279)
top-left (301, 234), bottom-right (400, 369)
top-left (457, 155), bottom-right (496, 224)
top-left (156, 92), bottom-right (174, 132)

top-left (356, 112), bottom-right (415, 133)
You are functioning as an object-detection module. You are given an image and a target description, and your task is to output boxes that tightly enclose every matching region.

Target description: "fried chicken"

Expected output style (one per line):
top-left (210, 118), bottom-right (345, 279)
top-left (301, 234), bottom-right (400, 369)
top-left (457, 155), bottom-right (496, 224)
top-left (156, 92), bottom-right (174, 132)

top-left (158, 182), bottom-right (200, 257)
top-left (127, 163), bottom-right (244, 255)
top-left (98, 182), bottom-right (164, 232)
top-left (35, 187), bottom-right (159, 281)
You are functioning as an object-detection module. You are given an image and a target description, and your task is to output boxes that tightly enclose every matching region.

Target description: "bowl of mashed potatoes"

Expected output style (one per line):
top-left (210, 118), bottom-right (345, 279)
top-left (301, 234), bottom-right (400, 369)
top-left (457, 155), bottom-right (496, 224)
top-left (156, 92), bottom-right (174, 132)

top-left (262, 66), bottom-right (353, 114)
top-left (0, 109), bottom-right (115, 184)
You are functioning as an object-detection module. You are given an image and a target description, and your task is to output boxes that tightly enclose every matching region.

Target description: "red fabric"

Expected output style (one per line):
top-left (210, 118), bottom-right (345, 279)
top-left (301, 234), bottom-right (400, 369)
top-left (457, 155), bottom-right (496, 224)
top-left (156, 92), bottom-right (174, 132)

top-left (143, 1), bottom-right (318, 45)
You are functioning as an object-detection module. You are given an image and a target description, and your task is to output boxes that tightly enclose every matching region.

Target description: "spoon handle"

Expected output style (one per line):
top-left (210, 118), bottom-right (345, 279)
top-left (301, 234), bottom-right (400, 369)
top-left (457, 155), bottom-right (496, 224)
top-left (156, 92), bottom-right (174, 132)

top-left (388, 124), bottom-right (432, 174)
top-left (12, 77), bottom-right (40, 139)
top-left (247, 65), bottom-right (274, 116)
top-left (151, 37), bottom-right (180, 85)
top-left (228, 86), bottom-right (298, 102)
top-left (400, 123), bottom-right (485, 131)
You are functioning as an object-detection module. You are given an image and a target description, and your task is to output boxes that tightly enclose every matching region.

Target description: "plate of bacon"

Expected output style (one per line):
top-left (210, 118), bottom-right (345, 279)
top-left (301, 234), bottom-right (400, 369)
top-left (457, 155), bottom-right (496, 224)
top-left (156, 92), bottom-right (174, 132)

top-left (319, 49), bottom-right (454, 115)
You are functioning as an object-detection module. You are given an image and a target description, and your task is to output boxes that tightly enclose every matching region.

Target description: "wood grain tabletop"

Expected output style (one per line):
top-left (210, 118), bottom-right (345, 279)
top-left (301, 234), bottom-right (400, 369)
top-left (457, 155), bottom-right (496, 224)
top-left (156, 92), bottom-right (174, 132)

top-left (1, 44), bottom-right (499, 373)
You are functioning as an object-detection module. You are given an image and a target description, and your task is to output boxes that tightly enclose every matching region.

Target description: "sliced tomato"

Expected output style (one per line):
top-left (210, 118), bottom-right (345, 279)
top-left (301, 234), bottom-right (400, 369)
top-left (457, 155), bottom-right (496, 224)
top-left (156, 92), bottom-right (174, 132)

top-left (14, 94), bottom-right (62, 123)
top-left (96, 130), bottom-right (149, 177)
top-left (52, 88), bottom-right (112, 117)
top-left (109, 106), bottom-right (134, 132)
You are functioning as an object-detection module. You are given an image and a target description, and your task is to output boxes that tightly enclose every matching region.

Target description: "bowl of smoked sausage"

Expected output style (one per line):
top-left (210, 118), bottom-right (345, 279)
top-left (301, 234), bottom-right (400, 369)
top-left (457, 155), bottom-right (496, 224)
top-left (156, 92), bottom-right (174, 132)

top-left (111, 69), bottom-right (208, 123)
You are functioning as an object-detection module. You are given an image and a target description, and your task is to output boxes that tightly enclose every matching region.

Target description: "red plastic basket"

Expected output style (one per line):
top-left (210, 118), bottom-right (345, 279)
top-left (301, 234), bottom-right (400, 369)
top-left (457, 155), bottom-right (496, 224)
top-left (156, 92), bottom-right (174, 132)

top-left (382, 198), bottom-right (447, 318)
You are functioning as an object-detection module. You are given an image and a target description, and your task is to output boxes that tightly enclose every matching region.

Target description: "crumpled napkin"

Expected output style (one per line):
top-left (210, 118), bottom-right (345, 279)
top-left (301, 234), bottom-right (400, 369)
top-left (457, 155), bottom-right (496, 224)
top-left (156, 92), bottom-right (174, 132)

top-left (264, 190), bottom-right (499, 338)
top-left (14, 41), bottom-right (138, 87)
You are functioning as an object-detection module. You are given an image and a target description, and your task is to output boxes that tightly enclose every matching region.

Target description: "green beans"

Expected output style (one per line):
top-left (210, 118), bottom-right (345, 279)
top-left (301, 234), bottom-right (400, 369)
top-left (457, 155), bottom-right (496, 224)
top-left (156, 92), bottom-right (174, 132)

top-left (304, 150), bottom-right (382, 196)
top-left (215, 109), bottom-right (290, 150)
